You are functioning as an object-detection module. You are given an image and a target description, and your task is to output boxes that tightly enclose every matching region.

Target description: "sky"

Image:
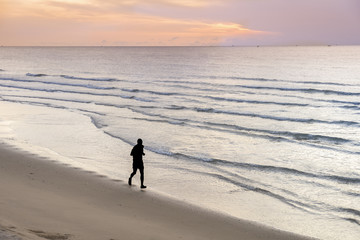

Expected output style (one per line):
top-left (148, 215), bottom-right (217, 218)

top-left (0, 0), bottom-right (359, 46)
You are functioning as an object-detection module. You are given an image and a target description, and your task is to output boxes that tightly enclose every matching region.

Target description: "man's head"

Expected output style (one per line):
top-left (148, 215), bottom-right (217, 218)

top-left (137, 138), bottom-right (143, 145)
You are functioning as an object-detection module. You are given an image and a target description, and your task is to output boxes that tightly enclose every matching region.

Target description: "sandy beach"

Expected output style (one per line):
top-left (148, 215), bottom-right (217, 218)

top-left (0, 143), bottom-right (314, 240)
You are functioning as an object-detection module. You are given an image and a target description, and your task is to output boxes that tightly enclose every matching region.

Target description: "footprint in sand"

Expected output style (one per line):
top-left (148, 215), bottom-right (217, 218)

top-left (29, 229), bottom-right (72, 240)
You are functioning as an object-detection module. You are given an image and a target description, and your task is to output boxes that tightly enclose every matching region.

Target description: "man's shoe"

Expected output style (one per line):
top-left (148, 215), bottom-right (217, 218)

top-left (141, 185), bottom-right (147, 189)
top-left (128, 178), bottom-right (132, 186)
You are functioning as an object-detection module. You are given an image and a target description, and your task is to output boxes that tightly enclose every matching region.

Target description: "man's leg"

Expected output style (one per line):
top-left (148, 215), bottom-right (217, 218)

top-left (139, 168), bottom-right (146, 188)
top-left (129, 168), bottom-right (137, 185)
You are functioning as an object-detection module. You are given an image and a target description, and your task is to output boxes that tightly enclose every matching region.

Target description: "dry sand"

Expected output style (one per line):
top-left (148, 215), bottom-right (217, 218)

top-left (0, 143), bottom-right (315, 240)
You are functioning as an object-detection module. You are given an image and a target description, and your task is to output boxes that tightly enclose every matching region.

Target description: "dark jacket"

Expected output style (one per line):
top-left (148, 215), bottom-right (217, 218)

top-left (131, 144), bottom-right (145, 168)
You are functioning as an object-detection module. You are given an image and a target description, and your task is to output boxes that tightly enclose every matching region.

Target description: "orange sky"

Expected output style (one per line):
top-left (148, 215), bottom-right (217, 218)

top-left (0, 0), bottom-right (359, 46)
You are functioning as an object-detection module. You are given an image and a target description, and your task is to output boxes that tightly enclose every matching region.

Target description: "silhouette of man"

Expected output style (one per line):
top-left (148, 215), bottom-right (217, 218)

top-left (128, 138), bottom-right (146, 188)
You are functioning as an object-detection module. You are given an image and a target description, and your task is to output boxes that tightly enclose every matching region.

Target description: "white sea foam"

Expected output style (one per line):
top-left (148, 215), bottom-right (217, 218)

top-left (1, 46), bottom-right (360, 239)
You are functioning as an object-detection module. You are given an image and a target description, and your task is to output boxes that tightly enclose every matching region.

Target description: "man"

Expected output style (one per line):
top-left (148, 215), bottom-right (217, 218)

top-left (128, 138), bottom-right (146, 189)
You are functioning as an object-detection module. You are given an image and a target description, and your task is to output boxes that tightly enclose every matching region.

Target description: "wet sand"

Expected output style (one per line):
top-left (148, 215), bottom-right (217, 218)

top-left (0, 143), bottom-right (315, 240)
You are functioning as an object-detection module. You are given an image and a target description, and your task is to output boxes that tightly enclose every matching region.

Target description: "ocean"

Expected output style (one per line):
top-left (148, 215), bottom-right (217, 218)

top-left (0, 46), bottom-right (359, 239)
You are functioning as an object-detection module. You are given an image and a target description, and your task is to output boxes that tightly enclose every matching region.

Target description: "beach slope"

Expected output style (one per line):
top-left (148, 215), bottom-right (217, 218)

top-left (0, 144), bottom-right (314, 240)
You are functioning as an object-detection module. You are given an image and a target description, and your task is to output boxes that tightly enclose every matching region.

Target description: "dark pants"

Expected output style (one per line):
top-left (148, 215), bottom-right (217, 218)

top-left (129, 166), bottom-right (144, 186)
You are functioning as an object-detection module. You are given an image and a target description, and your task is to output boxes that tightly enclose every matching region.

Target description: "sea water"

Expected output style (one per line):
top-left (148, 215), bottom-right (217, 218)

top-left (1, 46), bottom-right (360, 239)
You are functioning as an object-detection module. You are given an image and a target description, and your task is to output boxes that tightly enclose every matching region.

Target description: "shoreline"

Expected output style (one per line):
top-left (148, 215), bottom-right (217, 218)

top-left (0, 142), bottom-right (315, 240)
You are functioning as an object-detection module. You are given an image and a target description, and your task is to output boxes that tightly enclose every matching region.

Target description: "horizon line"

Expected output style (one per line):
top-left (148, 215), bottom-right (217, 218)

top-left (1, 44), bottom-right (359, 48)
